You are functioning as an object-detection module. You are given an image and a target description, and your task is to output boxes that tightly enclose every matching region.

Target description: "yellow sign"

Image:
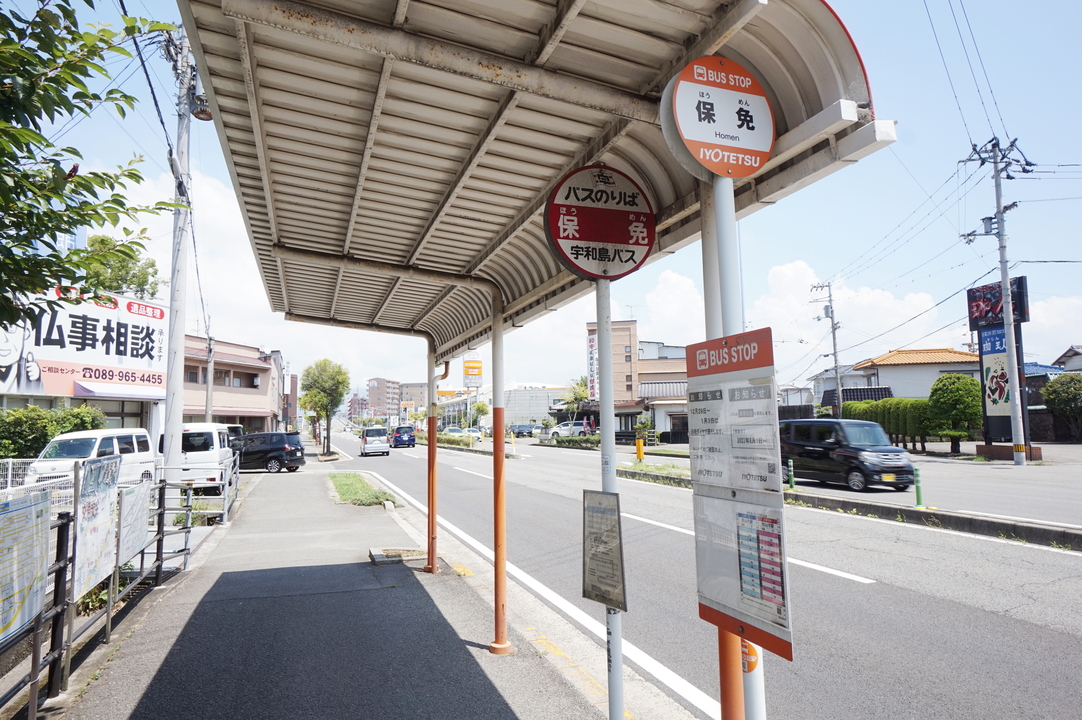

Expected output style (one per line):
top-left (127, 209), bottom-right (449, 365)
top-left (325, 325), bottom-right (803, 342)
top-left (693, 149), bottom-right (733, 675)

top-left (463, 361), bottom-right (483, 376)
top-left (401, 401), bottom-right (415, 408)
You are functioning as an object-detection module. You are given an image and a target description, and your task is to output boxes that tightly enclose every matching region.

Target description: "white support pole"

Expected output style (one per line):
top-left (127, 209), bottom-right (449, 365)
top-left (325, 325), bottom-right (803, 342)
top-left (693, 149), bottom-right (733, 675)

top-left (490, 291), bottom-right (512, 654)
top-left (714, 176), bottom-right (743, 335)
top-left (700, 179), bottom-right (723, 339)
top-left (164, 29), bottom-right (193, 497)
top-left (992, 139), bottom-right (1026, 466)
top-left (596, 278), bottom-right (624, 720)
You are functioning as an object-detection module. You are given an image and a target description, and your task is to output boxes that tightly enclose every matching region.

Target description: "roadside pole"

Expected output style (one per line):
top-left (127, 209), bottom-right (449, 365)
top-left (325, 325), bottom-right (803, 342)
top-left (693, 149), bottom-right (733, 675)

top-left (597, 278), bottom-right (625, 719)
top-left (490, 291), bottom-right (512, 654)
top-left (425, 339), bottom-right (438, 573)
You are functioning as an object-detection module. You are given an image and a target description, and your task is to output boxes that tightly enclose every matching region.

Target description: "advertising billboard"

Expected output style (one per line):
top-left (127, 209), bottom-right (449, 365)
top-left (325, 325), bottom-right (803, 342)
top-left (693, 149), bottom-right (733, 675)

top-left (1, 290), bottom-right (168, 400)
top-left (967, 276), bottom-right (1028, 331)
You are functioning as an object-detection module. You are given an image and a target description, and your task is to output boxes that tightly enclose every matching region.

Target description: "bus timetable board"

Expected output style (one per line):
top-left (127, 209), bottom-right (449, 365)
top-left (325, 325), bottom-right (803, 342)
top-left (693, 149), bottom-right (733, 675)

top-left (686, 327), bottom-right (793, 660)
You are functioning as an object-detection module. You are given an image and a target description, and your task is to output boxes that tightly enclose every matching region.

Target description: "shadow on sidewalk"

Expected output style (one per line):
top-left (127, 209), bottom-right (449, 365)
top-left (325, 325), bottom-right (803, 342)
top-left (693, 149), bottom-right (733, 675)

top-left (121, 562), bottom-right (521, 719)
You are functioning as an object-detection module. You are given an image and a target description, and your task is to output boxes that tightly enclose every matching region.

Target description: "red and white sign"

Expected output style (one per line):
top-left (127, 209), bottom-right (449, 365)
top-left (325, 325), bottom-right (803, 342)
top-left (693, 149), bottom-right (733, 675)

top-left (672, 56), bottom-right (774, 178)
top-left (544, 165), bottom-right (656, 281)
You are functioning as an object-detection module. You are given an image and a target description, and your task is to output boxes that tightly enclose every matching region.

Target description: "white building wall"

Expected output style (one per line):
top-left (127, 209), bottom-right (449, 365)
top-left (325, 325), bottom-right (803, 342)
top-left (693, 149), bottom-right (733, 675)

top-left (877, 364), bottom-right (979, 398)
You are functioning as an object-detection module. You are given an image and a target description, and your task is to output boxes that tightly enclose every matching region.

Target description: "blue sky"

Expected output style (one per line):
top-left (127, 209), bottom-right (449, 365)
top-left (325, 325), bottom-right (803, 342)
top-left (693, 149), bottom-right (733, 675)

top-left (49, 0), bottom-right (1082, 392)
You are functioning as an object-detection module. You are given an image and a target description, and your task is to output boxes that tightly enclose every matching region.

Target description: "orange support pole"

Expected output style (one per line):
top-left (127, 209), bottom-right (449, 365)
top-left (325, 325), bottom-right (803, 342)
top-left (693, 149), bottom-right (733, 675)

top-left (719, 627), bottom-right (745, 719)
top-left (424, 414), bottom-right (438, 573)
top-left (489, 405), bottom-right (512, 653)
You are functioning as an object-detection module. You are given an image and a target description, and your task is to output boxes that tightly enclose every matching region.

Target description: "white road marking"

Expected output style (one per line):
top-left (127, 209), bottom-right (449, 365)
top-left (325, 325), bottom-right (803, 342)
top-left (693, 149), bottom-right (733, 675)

top-left (621, 513), bottom-right (875, 584)
top-left (403, 453), bottom-right (422, 459)
top-left (519, 454), bottom-right (532, 458)
top-left (454, 467), bottom-right (494, 480)
top-left (953, 510), bottom-right (1082, 531)
top-left (330, 445), bottom-right (353, 460)
top-left (368, 471), bottom-right (722, 720)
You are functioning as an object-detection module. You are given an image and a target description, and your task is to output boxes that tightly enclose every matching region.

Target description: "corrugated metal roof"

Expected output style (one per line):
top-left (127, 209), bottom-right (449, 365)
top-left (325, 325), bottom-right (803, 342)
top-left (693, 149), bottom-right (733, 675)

top-left (821, 386), bottom-right (893, 406)
top-left (180, 0), bottom-right (895, 362)
top-left (852, 348), bottom-right (978, 369)
top-left (639, 380), bottom-right (687, 398)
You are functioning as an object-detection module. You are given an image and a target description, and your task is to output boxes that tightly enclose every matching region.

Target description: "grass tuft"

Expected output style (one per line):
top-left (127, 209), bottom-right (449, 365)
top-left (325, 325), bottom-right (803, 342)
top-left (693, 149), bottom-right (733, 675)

top-left (330, 472), bottom-right (397, 506)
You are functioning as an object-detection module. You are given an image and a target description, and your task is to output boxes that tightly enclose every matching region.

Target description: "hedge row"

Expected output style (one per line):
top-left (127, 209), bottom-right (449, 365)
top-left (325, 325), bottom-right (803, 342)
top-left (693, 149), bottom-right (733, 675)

top-left (546, 435), bottom-right (601, 449)
top-left (414, 431), bottom-right (474, 448)
top-left (842, 398), bottom-right (935, 450)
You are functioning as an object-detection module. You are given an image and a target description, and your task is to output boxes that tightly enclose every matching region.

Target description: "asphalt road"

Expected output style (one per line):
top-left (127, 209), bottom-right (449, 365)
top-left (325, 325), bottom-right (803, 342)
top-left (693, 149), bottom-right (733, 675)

top-left (331, 431), bottom-right (1082, 719)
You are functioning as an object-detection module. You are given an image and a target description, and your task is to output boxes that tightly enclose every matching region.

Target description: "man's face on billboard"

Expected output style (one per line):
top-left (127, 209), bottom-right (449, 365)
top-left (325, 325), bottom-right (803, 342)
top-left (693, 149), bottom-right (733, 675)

top-left (0, 321), bottom-right (27, 368)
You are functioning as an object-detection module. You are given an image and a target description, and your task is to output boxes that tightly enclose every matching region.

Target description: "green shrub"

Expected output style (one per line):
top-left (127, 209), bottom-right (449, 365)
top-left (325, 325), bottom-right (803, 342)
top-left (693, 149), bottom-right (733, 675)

top-left (552, 435), bottom-right (600, 449)
top-left (906, 399), bottom-right (931, 451)
top-left (928, 374), bottom-right (983, 453)
top-left (0, 404), bottom-right (108, 459)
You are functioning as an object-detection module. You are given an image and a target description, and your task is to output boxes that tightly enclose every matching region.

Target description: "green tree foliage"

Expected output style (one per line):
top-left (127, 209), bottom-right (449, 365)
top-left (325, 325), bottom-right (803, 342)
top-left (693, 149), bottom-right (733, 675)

top-left (905, 399), bottom-right (932, 452)
top-left (300, 360), bottom-right (350, 454)
top-left (560, 376), bottom-right (589, 421)
top-left (928, 374), bottom-right (983, 453)
top-left (1042, 373), bottom-right (1082, 442)
top-left (83, 234), bottom-right (163, 298)
top-left (469, 401), bottom-right (489, 428)
top-left (0, 404), bottom-right (106, 458)
top-left (0, 1), bottom-right (174, 328)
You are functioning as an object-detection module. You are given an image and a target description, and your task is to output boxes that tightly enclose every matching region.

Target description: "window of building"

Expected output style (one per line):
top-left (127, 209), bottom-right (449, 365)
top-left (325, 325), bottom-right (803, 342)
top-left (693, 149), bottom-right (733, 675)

top-left (232, 375), bottom-right (242, 387)
top-left (625, 374), bottom-right (632, 381)
top-left (214, 370), bottom-right (228, 386)
top-left (624, 355), bottom-right (631, 362)
top-left (624, 346), bottom-right (631, 352)
top-left (625, 384), bottom-right (633, 391)
top-left (185, 366), bottom-right (199, 383)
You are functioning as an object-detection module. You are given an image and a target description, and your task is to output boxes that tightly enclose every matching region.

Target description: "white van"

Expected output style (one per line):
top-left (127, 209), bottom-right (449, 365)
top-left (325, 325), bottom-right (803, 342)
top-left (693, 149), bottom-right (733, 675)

top-left (360, 426), bottom-right (390, 456)
top-left (27, 428), bottom-right (157, 486)
top-left (159, 423), bottom-right (236, 491)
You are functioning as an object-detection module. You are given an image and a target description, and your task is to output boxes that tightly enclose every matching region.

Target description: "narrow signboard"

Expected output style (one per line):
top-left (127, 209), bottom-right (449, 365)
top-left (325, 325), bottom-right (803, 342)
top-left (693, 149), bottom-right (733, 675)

top-left (0, 492), bottom-right (50, 643)
top-left (582, 490), bottom-right (627, 612)
top-left (74, 455), bottom-right (122, 599)
top-left (686, 328), bottom-right (793, 660)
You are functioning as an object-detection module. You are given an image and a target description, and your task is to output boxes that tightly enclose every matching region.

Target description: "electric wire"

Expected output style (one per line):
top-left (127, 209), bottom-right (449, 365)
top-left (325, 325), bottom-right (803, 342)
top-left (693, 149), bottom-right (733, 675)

top-left (922, 0), bottom-right (973, 144)
top-left (957, 0), bottom-right (1010, 139)
top-left (946, 0), bottom-right (996, 137)
top-left (118, 0), bottom-right (174, 156)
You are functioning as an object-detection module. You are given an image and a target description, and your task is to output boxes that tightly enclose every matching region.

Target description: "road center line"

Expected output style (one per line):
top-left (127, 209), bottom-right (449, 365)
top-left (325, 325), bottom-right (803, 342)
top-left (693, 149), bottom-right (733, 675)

top-left (620, 513), bottom-right (875, 584)
top-left (369, 472), bottom-right (722, 720)
top-left (454, 467), bottom-right (494, 480)
top-left (403, 453), bottom-right (422, 459)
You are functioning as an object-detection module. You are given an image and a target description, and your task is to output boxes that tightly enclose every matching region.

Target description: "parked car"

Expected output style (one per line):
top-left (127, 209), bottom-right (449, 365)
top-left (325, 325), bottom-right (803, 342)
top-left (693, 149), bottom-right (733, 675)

top-left (391, 425), bottom-right (416, 448)
top-left (550, 421), bottom-right (589, 438)
top-left (27, 428), bottom-right (156, 485)
top-left (234, 432), bottom-right (305, 473)
top-left (464, 428), bottom-right (483, 441)
top-left (360, 426), bottom-right (390, 456)
top-left (779, 418), bottom-right (914, 491)
top-left (442, 427), bottom-right (465, 436)
top-left (507, 424), bottom-right (533, 438)
top-left (532, 425), bottom-right (544, 437)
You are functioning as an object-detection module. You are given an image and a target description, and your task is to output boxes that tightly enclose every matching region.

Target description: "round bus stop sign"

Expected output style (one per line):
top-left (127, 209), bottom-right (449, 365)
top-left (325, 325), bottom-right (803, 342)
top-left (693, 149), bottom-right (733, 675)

top-left (544, 165), bottom-right (656, 280)
top-left (672, 56), bottom-right (774, 178)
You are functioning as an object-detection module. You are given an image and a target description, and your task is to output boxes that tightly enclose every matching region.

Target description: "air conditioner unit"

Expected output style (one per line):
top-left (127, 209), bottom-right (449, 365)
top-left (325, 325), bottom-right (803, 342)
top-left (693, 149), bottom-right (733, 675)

top-left (253, 376), bottom-right (261, 388)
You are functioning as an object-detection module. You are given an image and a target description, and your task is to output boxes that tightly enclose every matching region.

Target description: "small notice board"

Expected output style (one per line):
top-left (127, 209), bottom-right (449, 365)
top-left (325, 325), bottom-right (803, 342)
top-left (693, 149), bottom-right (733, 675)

top-left (686, 327), bottom-right (793, 660)
top-left (582, 490), bottom-right (627, 611)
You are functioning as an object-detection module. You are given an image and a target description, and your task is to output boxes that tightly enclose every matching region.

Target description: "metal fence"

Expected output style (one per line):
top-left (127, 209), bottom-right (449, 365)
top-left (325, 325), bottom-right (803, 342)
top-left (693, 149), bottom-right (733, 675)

top-left (0, 460), bottom-right (34, 490)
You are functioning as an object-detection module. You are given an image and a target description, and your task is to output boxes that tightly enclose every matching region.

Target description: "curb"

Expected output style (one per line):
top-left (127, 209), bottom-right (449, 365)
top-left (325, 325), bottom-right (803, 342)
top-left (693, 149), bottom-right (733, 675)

top-left (782, 490), bottom-right (1081, 550)
top-left (414, 442), bottom-right (519, 459)
top-left (617, 468), bottom-right (691, 488)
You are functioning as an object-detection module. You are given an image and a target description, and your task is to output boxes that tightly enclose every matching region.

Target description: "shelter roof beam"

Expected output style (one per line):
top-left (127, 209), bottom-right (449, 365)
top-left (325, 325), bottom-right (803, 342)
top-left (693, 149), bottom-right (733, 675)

top-left (235, 21), bottom-right (279, 245)
top-left (528, 0), bottom-right (589, 66)
top-left (643, 0), bottom-right (768, 95)
top-left (343, 58), bottom-right (394, 257)
top-left (220, 0), bottom-right (659, 124)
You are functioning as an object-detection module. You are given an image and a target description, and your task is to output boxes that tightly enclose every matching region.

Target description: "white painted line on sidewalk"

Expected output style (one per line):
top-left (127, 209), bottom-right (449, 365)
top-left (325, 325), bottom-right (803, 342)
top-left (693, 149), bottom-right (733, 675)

top-left (369, 472), bottom-right (722, 720)
top-left (454, 467), bottom-right (494, 480)
top-left (621, 513), bottom-right (875, 584)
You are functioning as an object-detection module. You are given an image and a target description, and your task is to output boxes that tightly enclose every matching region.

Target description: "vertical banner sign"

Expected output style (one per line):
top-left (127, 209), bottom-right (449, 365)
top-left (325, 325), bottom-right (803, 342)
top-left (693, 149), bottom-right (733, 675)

top-left (74, 455), bottom-right (121, 599)
top-left (117, 481), bottom-right (154, 566)
top-left (672, 56), bottom-right (775, 178)
top-left (544, 165), bottom-right (656, 280)
top-left (686, 328), bottom-right (793, 660)
top-left (0, 492), bottom-right (51, 643)
top-left (586, 331), bottom-right (599, 401)
top-left (463, 351), bottom-right (483, 389)
top-left (582, 490), bottom-right (627, 611)
top-left (979, 327), bottom-right (1010, 417)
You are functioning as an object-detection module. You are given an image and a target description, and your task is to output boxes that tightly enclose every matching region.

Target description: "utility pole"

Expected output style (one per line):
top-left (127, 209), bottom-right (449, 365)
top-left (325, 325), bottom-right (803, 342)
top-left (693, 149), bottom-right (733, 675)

top-left (204, 333), bottom-right (214, 422)
top-left (963, 137), bottom-right (1034, 466)
top-left (812, 282), bottom-right (844, 417)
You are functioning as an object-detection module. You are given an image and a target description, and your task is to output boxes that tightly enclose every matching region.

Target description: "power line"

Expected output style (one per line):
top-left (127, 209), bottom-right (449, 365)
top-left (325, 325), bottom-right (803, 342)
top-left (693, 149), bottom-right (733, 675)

top-left (922, 0), bottom-right (973, 144)
top-left (118, 0), bottom-right (175, 156)
top-left (957, 0), bottom-right (1010, 138)
top-left (946, 0), bottom-right (996, 137)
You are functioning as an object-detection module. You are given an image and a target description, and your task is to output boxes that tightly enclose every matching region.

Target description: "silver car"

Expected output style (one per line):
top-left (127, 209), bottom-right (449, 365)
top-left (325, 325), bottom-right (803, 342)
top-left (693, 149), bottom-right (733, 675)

top-left (360, 427), bottom-right (390, 456)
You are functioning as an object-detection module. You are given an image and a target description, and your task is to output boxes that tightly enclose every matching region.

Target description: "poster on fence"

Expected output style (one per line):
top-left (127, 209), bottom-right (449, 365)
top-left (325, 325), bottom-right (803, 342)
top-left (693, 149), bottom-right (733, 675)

top-left (0, 492), bottom-right (51, 644)
top-left (117, 482), bottom-right (153, 566)
top-left (74, 456), bottom-right (121, 600)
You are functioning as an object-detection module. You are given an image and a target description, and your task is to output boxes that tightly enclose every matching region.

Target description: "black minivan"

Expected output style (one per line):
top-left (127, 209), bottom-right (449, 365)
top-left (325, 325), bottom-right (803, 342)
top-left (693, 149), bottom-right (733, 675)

top-left (234, 432), bottom-right (306, 473)
top-left (779, 419), bottom-right (914, 491)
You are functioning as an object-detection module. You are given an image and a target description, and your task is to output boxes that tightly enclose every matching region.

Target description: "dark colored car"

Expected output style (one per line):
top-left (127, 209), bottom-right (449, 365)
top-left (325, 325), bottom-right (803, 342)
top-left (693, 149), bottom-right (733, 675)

top-left (392, 425), bottom-right (416, 448)
top-left (508, 424), bottom-right (533, 437)
top-left (234, 432), bottom-right (306, 473)
top-left (779, 419), bottom-right (914, 491)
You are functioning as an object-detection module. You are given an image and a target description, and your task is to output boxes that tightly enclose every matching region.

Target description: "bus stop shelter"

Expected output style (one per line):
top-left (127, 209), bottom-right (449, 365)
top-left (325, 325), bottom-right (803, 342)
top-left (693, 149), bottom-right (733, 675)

top-left (177, 0), bottom-right (895, 691)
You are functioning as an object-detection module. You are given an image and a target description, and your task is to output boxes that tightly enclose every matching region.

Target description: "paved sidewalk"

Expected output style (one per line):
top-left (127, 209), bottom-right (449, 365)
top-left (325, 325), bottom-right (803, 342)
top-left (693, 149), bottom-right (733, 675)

top-left (36, 459), bottom-right (609, 720)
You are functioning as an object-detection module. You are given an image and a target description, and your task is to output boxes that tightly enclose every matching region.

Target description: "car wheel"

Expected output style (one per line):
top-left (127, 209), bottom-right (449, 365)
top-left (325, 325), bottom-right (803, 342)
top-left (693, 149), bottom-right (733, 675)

top-left (893, 484), bottom-right (910, 491)
top-left (846, 470), bottom-right (867, 491)
top-left (578, 431), bottom-right (586, 437)
top-left (287, 466), bottom-right (299, 473)
top-left (266, 459), bottom-right (282, 473)
top-left (384, 452), bottom-right (390, 456)
top-left (551, 432), bottom-right (559, 438)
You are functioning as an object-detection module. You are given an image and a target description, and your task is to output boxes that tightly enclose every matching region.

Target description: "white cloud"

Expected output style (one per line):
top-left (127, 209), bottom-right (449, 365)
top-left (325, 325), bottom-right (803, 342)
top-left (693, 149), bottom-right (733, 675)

top-left (639, 270), bottom-right (705, 346)
top-left (1026, 296), bottom-right (1082, 363)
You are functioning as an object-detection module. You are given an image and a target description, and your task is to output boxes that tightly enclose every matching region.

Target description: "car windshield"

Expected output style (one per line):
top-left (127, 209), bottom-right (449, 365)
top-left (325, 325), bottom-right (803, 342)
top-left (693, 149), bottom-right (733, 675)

top-left (41, 438), bottom-right (96, 459)
top-left (843, 424), bottom-right (891, 447)
top-left (395, 427), bottom-right (413, 434)
top-left (285, 433), bottom-right (302, 446)
top-left (365, 428), bottom-right (387, 438)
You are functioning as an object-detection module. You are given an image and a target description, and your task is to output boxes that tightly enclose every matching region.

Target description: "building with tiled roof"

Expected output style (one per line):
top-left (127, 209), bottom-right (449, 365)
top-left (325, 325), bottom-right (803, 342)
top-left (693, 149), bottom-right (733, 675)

top-left (1053, 345), bottom-right (1082, 371)
top-left (851, 348), bottom-right (980, 399)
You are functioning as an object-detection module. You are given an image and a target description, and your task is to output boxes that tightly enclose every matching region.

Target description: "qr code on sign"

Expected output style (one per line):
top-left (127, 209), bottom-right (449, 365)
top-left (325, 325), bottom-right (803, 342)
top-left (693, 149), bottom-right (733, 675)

top-left (768, 463), bottom-right (777, 474)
